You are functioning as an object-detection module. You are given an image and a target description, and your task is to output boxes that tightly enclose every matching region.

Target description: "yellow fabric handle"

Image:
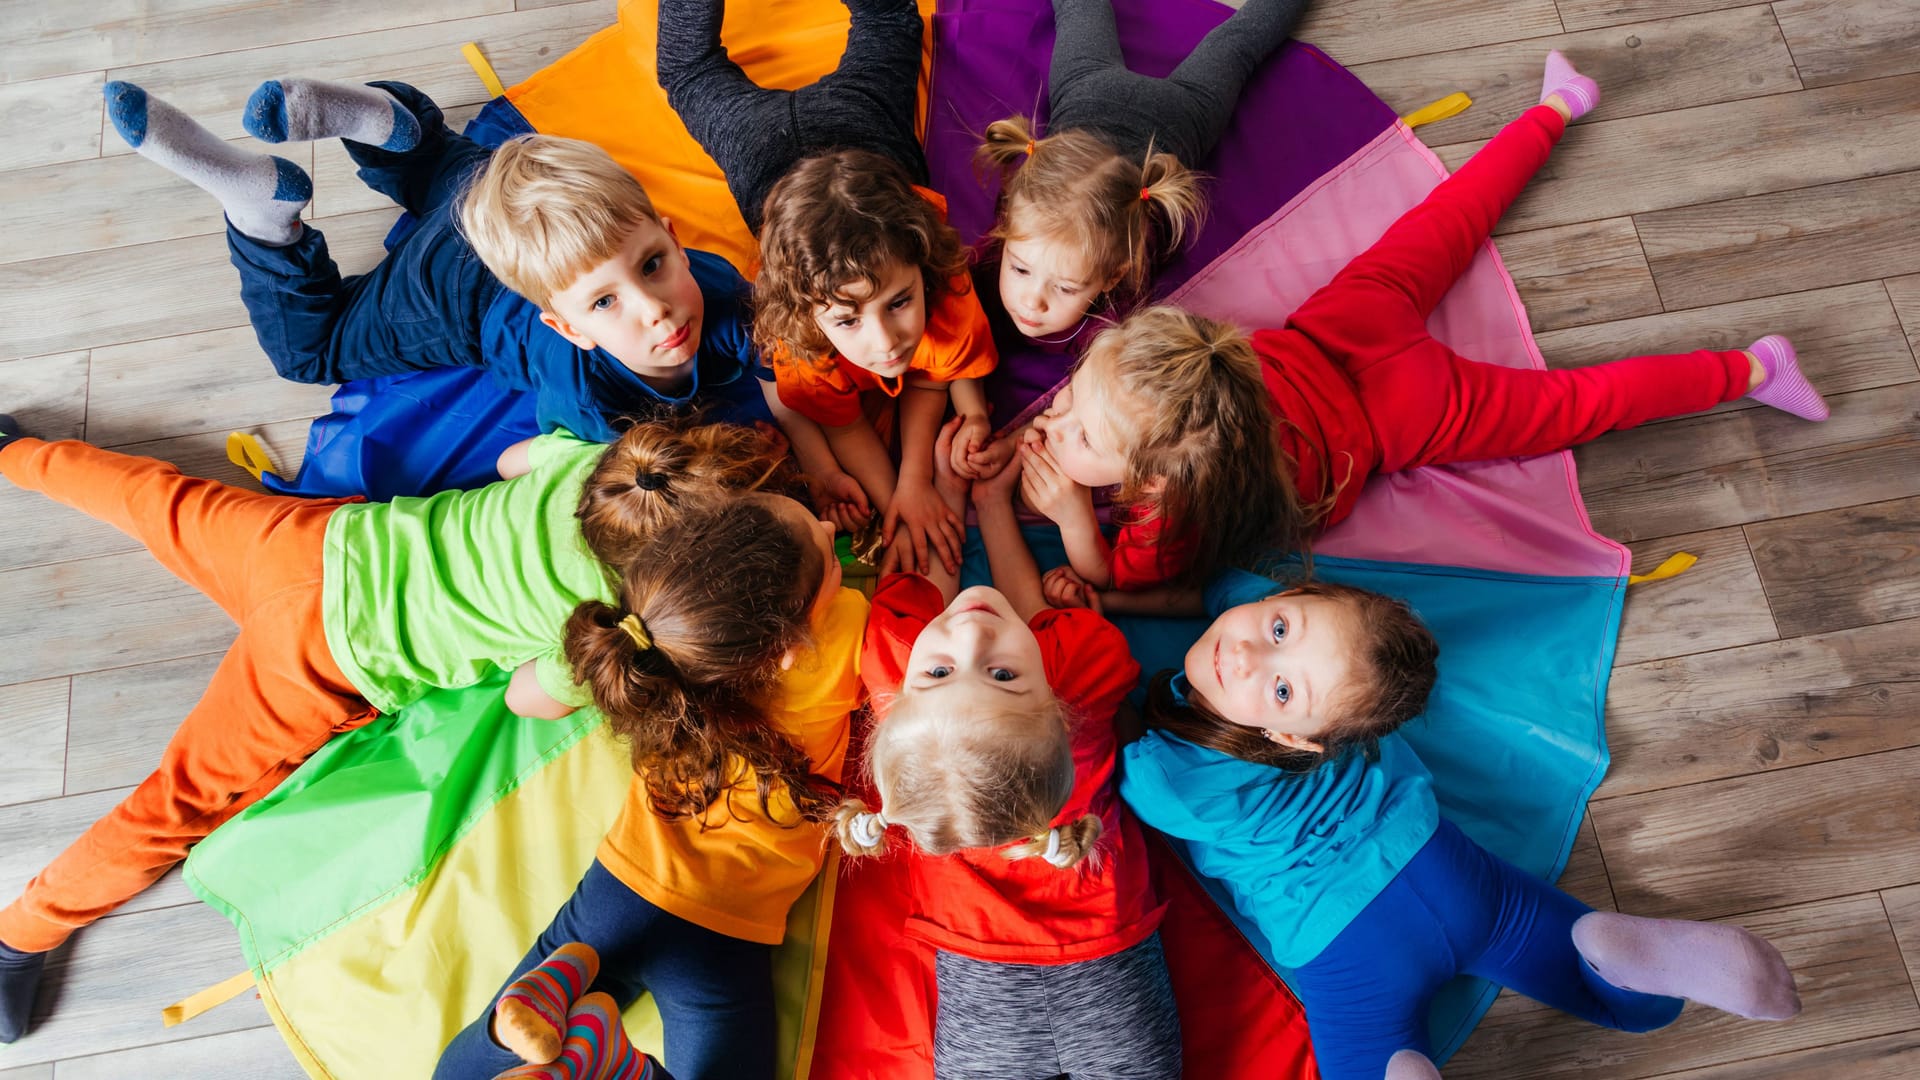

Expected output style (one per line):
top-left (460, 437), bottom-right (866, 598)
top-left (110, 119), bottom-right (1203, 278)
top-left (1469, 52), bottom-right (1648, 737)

top-left (462, 41), bottom-right (508, 99)
top-left (226, 431), bottom-right (281, 484)
top-left (162, 970), bottom-right (256, 1027)
top-left (1627, 551), bottom-right (1697, 586)
top-left (1402, 92), bottom-right (1473, 129)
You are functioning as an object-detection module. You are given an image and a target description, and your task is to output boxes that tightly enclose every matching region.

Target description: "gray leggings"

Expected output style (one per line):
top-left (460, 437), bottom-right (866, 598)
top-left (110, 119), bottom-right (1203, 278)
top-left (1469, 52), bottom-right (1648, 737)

top-left (932, 931), bottom-right (1182, 1079)
top-left (656, 0), bottom-right (929, 234)
top-left (1046, 0), bottom-right (1310, 165)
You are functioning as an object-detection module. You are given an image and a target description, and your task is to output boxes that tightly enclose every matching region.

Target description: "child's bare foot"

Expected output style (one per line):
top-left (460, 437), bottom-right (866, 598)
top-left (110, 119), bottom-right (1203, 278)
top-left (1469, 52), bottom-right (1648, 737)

top-left (1744, 335), bottom-right (1830, 421)
top-left (492, 942), bottom-right (601, 1064)
top-left (1540, 50), bottom-right (1600, 122)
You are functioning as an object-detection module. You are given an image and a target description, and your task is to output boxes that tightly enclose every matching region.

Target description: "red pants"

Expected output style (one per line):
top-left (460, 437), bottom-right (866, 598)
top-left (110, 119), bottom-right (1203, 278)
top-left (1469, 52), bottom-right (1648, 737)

top-left (0, 439), bottom-right (375, 952)
top-left (1281, 105), bottom-right (1749, 518)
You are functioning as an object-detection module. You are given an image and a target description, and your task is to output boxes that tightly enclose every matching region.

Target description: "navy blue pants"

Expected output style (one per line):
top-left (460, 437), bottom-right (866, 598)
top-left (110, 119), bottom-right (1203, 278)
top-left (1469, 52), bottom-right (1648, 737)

top-left (432, 860), bottom-right (775, 1080)
top-left (1291, 819), bottom-right (1684, 1080)
top-left (228, 81), bottom-right (504, 385)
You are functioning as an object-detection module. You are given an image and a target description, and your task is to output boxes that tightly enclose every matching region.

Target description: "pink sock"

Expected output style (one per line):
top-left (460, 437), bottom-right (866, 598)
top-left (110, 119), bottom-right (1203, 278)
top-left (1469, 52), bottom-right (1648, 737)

top-left (1386, 1049), bottom-right (1442, 1079)
top-left (1572, 911), bottom-right (1802, 1021)
top-left (1541, 50), bottom-right (1600, 121)
top-left (1746, 335), bottom-right (1829, 420)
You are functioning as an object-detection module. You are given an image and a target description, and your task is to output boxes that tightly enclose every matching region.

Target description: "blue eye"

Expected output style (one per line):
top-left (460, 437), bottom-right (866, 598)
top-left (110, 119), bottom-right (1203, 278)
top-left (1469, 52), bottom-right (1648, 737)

top-left (1274, 678), bottom-right (1292, 705)
top-left (593, 295), bottom-right (614, 311)
top-left (1272, 617), bottom-right (1289, 644)
top-left (990, 667), bottom-right (1016, 682)
top-left (927, 665), bottom-right (953, 678)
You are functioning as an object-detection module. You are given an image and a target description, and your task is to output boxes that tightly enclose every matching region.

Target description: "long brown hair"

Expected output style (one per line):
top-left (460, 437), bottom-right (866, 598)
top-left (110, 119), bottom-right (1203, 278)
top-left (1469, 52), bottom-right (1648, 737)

top-left (575, 422), bottom-right (799, 568)
top-left (1089, 305), bottom-right (1305, 584)
top-left (751, 148), bottom-right (972, 363)
top-left (562, 494), bottom-right (835, 823)
top-left (976, 116), bottom-right (1206, 302)
top-left (1145, 582), bottom-right (1439, 771)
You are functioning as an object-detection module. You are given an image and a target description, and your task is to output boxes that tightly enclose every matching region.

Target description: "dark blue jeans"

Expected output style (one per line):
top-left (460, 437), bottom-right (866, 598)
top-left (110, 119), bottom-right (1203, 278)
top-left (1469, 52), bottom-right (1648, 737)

top-left (228, 81), bottom-right (504, 385)
top-left (432, 860), bottom-right (774, 1080)
top-left (1290, 819), bottom-right (1683, 1080)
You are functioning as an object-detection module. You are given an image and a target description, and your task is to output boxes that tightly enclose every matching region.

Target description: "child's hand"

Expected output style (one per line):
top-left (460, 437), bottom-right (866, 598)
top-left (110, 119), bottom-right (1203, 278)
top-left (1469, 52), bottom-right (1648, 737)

top-left (971, 442), bottom-right (1024, 507)
top-left (948, 412), bottom-right (994, 479)
top-left (1042, 565), bottom-right (1102, 612)
top-left (882, 479), bottom-right (964, 577)
top-left (1019, 440), bottom-right (1095, 528)
top-left (966, 433), bottom-right (1019, 480)
top-left (930, 416), bottom-right (972, 512)
top-left (808, 470), bottom-right (872, 532)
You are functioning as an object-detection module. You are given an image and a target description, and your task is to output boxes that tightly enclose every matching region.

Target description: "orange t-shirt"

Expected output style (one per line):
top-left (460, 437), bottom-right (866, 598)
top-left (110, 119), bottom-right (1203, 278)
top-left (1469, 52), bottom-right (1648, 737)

top-left (771, 189), bottom-right (999, 428)
top-left (597, 587), bottom-right (867, 943)
top-left (859, 573), bottom-right (1165, 964)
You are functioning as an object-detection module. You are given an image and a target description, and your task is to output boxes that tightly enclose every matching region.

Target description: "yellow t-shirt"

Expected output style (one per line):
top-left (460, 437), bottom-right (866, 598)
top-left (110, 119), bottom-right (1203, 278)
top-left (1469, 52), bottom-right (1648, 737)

top-left (596, 587), bottom-right (868, 943)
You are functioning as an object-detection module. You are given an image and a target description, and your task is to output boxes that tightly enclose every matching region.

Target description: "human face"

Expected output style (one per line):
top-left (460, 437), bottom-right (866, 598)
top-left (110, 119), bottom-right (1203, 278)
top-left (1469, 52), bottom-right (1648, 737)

top-left (903, 585), bottom-right (1046, 706)
top-left (767, 494), bottom-right (843, 618)
top-left (998, 233), bottom-right (1108, 338)
top-left (542, 216), bottom-right (706, 387)
top-left (1029, 350), bottom-right (1133, 489)
top-left (812, 260), bottom-right (928, 379)
top-left (1181, 591), bottom-right (1357, 753)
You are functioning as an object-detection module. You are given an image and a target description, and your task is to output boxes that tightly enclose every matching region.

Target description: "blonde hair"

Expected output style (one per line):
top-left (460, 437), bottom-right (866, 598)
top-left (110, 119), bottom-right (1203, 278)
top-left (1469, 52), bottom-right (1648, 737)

top-left (976, 116), bottom-right (1207, 301)
top-left (833, 689), bottom-right (1101, 870)
top-left (1086, 305), bottom-right (1306, 585)
top-left (752, 148), bottom-right (972, 363)
top-left (459, 134), bottom-right (662, 308)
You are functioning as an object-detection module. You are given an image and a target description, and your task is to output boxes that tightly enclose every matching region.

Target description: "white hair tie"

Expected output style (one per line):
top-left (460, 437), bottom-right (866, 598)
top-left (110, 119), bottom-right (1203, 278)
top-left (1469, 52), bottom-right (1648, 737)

top-left (850, 811), bottom-right (888, 848)
top-left (1041, 827), bottom-right (1071, 867)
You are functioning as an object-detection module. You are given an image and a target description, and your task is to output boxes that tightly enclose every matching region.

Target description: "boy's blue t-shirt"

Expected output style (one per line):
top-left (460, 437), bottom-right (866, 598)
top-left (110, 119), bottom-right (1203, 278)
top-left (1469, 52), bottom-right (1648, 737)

top-left (1117, 568), bottom-right (1439, 967)
top-left (477, 247), bottom-right (774, 442)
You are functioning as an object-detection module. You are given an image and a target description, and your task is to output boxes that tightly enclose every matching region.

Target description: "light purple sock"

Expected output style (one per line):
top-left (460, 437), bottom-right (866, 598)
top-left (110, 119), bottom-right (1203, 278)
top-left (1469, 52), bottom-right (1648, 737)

top-left (1386, 1049), bottom-right (1443, 1079)
top-left (1541, 50), bottom-right (1600, 121)
top-left (1746, 335), bottom-right (1830, 420)
top-left (1572, 911), bottom-right (1802, 1021)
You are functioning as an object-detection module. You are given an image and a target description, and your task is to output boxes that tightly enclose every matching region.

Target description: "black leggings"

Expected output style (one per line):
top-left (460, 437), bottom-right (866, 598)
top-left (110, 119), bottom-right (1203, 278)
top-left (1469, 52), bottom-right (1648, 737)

top-left (657, 0), bottom-right (929, 233)
top-left (1046, 0), bottom-right (1309, 165)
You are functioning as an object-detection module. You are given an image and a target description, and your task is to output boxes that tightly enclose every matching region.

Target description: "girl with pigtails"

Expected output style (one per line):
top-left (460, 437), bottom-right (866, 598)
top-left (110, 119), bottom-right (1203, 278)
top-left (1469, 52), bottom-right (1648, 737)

top-left (974, 0), bottom-right (1312, 345)
top-left (833, 418), bottom-right (1176, 1078)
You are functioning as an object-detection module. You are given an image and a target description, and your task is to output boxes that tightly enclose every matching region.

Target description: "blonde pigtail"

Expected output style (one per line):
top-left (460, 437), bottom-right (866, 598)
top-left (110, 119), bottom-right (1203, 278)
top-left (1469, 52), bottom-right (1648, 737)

top-left (834, 799), bottom-right (892, 857)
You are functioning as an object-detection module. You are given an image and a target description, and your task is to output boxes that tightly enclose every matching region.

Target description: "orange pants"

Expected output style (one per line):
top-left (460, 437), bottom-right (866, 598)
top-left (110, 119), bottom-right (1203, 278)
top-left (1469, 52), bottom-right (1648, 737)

top-left (0, 439), bottom-right (376, 953)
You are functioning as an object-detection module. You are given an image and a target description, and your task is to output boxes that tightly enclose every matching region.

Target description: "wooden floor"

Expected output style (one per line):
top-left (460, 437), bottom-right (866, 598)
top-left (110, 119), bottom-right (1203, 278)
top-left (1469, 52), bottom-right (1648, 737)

top-left (1, 0), bottom-right (1916, 1075)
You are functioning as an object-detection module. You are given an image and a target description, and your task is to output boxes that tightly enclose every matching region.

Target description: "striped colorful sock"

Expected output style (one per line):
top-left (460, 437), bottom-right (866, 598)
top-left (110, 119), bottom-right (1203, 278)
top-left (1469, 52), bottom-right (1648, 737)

top-left (1745, 335), bottom-right (1830, 420)
top-left (493, 942), bottom-right (601, 1065)
top-left (493, 993), bottom-right (661, 1080)
top-left (1540, 50), bottom-right (1600, 121)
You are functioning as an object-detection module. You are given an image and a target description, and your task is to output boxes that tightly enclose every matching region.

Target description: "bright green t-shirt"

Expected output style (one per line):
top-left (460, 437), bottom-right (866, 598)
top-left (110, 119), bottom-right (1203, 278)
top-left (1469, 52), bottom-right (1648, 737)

top-left (321, 433), bottom-right (612, 714)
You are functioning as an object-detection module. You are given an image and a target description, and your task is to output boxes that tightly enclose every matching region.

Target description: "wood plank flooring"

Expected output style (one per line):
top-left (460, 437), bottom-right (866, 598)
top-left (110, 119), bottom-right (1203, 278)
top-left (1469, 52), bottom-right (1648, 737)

top-left (1, 0), bottom-right (1917, 1075)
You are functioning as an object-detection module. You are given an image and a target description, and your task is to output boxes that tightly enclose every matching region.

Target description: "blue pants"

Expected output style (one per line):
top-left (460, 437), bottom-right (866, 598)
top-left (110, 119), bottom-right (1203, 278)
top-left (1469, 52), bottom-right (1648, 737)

top-left (228, 81), bottom-right (504, 385)
top-left (432, 860), bottom-right (775, 1080)
top-left (1291, 819), bottom-right (1683, 1080)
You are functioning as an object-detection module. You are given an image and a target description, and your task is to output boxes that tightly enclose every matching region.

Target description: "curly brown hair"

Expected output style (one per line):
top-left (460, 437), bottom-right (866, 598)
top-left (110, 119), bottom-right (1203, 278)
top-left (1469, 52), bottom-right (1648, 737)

top-left (575, 421), bottom-right (800, 570)
top-left (562, 494), bottom-right (836, 825)
top-left (751, 148), bottom-right (972, 364)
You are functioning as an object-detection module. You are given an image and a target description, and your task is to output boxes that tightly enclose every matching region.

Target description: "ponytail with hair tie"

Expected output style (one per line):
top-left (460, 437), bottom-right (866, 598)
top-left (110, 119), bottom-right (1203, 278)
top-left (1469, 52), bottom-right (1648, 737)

top-left (850, 811), bottom-right (889, 848)
top-left (618, 612), bottom-right (652, 651)
top-left (1040, 827), bottom-right (1070, 868)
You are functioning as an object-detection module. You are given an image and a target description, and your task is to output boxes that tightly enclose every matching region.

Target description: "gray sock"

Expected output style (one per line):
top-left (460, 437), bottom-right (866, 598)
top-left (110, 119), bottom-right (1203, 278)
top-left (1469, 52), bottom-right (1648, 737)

top-left (1572, 911), bottom-right (1802, 1021)
top-left (105, 81), bottom-right (310, 245)
top-left (242, 78), bottom-right (419, 150)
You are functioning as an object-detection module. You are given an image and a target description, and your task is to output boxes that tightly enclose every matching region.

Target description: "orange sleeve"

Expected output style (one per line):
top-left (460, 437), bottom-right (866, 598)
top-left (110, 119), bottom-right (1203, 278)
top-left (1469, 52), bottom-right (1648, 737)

top-left (912, 279), bottom-right (999, 384)
top-left (773, 347), bottom-right (866, 428)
